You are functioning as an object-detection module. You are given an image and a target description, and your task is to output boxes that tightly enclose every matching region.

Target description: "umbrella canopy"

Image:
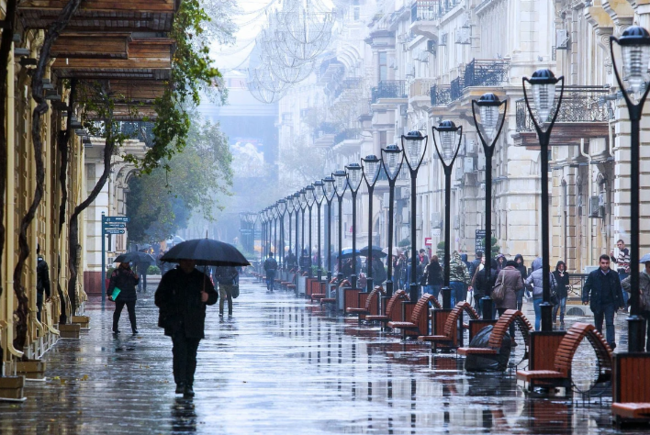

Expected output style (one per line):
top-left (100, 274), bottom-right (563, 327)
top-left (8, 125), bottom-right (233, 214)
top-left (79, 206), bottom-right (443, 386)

top-left (161, 238), bottom-right (250, 267)
top-left (114, 251), bottom-right (156, 264)
top-left (639, 253), bottom-right (650, 263)
top-left (336, 248), bottom-right (361, 259)
top-left (359, 246), bottom-right (387, 258)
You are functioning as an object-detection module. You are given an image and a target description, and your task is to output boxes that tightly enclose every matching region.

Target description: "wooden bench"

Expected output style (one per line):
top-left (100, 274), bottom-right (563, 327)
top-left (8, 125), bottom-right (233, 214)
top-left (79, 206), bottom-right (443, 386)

top-left (345, 286), bottom-right (384, 321)
top-left (458, 309), bottom-right (533, 357)
top-left (365, 290), bottom-right (409, 325)
top-left (418, 301), bottom-right (478, 351)
top-left (281, 270), bottom-right (297, 290)
top-left (516, 322), bottom-right (612, 394)
top-left (310, 281), bottom-right (328, 302)
top-left (612, 353), bottom-right (650, 425)
top-left (388, 293), bottom-right (441, 339)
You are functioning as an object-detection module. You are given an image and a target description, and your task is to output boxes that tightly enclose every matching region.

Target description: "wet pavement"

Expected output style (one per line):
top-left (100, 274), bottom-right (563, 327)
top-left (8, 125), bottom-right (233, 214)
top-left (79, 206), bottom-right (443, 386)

top-left (0, 277), bottom-right (646, 434)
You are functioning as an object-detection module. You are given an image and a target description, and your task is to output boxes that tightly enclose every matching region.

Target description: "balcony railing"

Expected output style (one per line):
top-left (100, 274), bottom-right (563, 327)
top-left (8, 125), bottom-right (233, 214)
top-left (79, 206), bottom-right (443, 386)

top-left (430, 84), bottom-right (451, 106)
top-left (464, 58), bottom-right (510, 88)
top-left (515, 85), bottom-right (612, 132)
top-left (371, 80), bottom-right (407, 103)
top-left (450, 77), bottom-right (464, 101)
top-left (411, 0), bottom-right (441, 22)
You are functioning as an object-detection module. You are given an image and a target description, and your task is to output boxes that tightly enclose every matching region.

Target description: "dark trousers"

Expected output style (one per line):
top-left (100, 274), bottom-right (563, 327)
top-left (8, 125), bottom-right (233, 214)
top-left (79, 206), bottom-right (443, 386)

top-left (172, 331), bottom-right (201, 387)
top-left (138, 273), bottom-right (148, 292)
top-left (497, 308), bottom-right (516, 339)
top-left (37, 292), bottom-right (44, 322)
top-left (593, 303), bottom-right (616, 347)
top-left (113, 300), bottom-right (137, 332)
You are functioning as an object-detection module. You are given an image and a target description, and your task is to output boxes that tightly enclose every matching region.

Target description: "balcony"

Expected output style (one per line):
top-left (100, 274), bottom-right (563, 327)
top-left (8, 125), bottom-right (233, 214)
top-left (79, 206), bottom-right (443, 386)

top-left (371, 81), bottom-right (407, 104)
top-left (450, 77), bottom-right (464, 101)
top-left (409, 78), bottom-right (437, 109)
top-left (410, 0), bottom-right (441, 38)
top-left (513, 85), bottom-right (612, 147)
top-left (464, 58), bottom-right (510, 87)
top-left (333, 129), bottom-right (360, 145)
top-left (430, 84), bottom-right (451, 106)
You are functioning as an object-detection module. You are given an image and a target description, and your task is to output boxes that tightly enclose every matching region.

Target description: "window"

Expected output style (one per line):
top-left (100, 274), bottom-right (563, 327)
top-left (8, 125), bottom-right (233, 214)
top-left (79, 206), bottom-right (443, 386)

top-left (379, 52), bottom-right (387, 82)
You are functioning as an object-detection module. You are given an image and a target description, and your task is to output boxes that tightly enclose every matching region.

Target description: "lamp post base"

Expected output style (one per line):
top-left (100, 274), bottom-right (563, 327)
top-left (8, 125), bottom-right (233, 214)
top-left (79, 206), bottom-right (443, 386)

top-left (326, 271), bottom-right (332, 282)
top-left (441, 287), bottom-right (451, 309)
top-left (350, 274), bottom-right (357, 289)
top-left (366, 277), bottom-right (374, 293)
top-left (317, 269), bottom-right (322, 281)
top-left (481, 296), bottom-right (493, 320)
top-left (627, 315), bottom-right (646, 352)
top-left (409, 283), bottom-right (419, 302)
top-left (540, 302), bottom-right (553, 332)
top-left (385, 280), bottom-right (393, 298)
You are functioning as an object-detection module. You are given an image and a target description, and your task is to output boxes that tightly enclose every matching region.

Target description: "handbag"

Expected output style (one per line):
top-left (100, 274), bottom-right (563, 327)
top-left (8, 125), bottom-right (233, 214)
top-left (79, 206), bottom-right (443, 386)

top-left (231, 283), bottom-right (240, 299)
top-left (491, 275), bottom-right (505, 303)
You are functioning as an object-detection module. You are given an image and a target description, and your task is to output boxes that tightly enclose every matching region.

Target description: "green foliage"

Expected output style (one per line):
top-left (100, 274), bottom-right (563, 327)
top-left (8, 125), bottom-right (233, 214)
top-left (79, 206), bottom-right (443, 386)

top-left (126, 116), bottom-right (233, 243)
top-left (147, 265), bottom-right (161, 275)
top-left (490, 236), bottom-right (500, 259)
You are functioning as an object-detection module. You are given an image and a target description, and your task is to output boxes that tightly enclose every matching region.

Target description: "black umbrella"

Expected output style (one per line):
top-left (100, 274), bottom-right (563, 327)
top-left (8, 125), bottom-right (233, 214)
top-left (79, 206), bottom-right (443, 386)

top-left (360, 246), bottom-right (387, 258)
top-left (114, 251), bottom-right (156, 264)
top-left (160, 238), bottom-right (250, 267)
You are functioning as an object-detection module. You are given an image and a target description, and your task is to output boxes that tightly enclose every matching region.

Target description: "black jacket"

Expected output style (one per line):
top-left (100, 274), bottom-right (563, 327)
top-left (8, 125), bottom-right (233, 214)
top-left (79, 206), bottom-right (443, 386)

top-left (108, 266), bottom-right (139, 302)
top-left (472, 267), bottom-right (497, 298)
top-left (425, 262), bottom-right (443, 286)
top-left (37, 256), bottom-right (50, 297)
top-left (552, 261), bottom-right (570, 299)
top-left (582, 268), bottom-right (624, 313)
top-left (155, 267), bottom-right (218, 339)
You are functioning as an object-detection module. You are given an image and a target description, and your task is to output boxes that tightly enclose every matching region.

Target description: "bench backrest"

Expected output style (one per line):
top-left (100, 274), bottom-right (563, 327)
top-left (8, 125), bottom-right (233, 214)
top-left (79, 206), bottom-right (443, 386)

top-left (442, 301), bottom-right (479, 338)
top-left (487, 309), bottom-right (533, 349)
top-left (364, 286), bottom-right (384, 311)
top-left (409, 293), bottom-right (436, 324)
top-left (553, 322), bottom-right (612, 378)
top-left (384, 290), bottom-right (407, 315)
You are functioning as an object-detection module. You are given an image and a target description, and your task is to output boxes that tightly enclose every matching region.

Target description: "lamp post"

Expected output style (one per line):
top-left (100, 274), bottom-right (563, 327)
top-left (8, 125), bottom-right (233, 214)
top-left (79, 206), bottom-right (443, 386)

top-left (277, 199), bottom-right (287, 270)
top-left (322, 176), bottom-right (336, 280)
top-left (292, 192), bottom-right (301, 270)
top-left (610, 26), bottom-right (650, 351)
top-left (346, 163), bottom-right (363, 288)
top-left (472, 93), bottom-right (508, 319)
top-left (381, 144), bottom-right (404, 298)
top-left (522, 69), bottom-right (565, 332)
top-left (299, 189), bottom-right (307, 272)
top-left (314, 180), bottom-right (325, 279)
top-left (333, 170), bottom-right (348, 280)
top-left (286, 197), bottom-right (295, 268)
top-left (305, 184), bottom-right (316, 276)
top-left (271, 204), bottom-right (279, 268)
top-left (260, 209), bottom-right (266, 270)
top-left (432, 120), bottom-right (463, 308)
top-left (362, 155), bottom-right (382, 293)
top-left (402, 130), bottom-right (428, 302)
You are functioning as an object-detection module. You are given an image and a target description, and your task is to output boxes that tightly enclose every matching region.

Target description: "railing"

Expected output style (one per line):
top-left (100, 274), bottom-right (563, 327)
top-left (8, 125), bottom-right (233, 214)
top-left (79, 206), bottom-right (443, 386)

top-left (450, 77), bottom-right (464, 101)
top-left (409, 78), bottom-right (437, 98)
top-left (515, 85), bottom-right (611, 132)
top-left (464, 58), bottom-right (510, 88)
top-left (411, 0), bottom-right (441, 22)
top-left (120, 121), bottom-right (155, 147)
top-left (371, 80), bottom-right (407, 103)
top-left (430, 84), bottom-right (451, 106)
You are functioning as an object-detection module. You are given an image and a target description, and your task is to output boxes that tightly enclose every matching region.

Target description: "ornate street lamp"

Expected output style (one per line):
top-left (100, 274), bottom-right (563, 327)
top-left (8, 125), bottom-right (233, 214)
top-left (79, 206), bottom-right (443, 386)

top-left (314, 180), bottom-right (325, 279)
top-left (402, 130), bottom-right (428, 302)
top-left (432, 120), bottom-right (463, 308)
top-left (610, 26), bottom-right (650, 351)
top-left (277, 199), bottom-right (287, 269)
top-left (299, 189), bottom-right (308, 272)
top-left (270, 204), bottom-right (279, 268)
top-left (322, 176), bottom-right (336, 280)
top-left (522, 69), bottom-right (564, 332)
top-left (346, 163), bottom-right (363, 288)
top-left (285, 196), bottom-right (295, 268)
top-left (472, 93), bottom-right (508, 319)
top-left (362, 154), bottom-right (382, 292)
top-left (292, 192), bottom-right (301, 271)
top-left (305, 184), bottom-right (316, 276)
top-left (259, 209), bottom-right (266, 269)
top-left (333, 169), bottom-right (348, 280)
top-left (381, 144), bottom-right (404, 298)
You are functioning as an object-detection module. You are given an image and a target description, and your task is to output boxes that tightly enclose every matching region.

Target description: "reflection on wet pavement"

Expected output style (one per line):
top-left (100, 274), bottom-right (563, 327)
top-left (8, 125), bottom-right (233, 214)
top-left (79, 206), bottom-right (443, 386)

top-left (0, 277), bottom-right (645, 434)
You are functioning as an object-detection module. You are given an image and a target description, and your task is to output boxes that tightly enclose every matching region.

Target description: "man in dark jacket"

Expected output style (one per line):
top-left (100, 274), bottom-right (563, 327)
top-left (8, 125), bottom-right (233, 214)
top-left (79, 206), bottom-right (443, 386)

top-left (36, 245), bottom-right (50, 322)
top-left (263, 252), bottom-right (278, 292)
top-left (582, 254), bottom-right (625, 349)
top-left (155, 259), bottom-right (218, 398)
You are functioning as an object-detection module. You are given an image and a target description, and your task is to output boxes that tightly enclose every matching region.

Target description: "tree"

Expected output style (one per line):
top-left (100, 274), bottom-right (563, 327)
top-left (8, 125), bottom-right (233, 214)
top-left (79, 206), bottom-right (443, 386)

top-left (278, 134), bottom-right (328, 191)
top-left (126, 117), bottom-right (233, 243)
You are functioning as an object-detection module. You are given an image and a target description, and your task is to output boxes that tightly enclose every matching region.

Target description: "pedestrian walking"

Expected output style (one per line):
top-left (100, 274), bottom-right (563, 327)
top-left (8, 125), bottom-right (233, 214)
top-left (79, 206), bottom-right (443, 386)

top-left (36, 244), bottom-right (51, 323)
top-left (621, 258), bottom-right (650, 351)
top-left (108, 262), bottom-right (139, 334)
top-left (525, 261), bottom-right (557, 331)
top-left (449, 251), bottom-right (471, 305)
top-left (423, 255), bottom-right (443, 299)
top-left (417, 249), bottom-right (429, 284)
top-left (552, 261), bottom-right (570, 329)
top-left (582, 254), bottom-right (625, 349)
top-left (513, 254), bottom-right (528, 311)
top-left (495, 254), bottom-right (507, 274)
top-left (472, 258), bottom-right (497, 317)
top-left (284, 250), bottom-right (296, 269)
top-left (263, 252), bottom-right (278, 292)
top-left (215, 266), bottom-right (238, 317)
top-left (493, 260), bottom-right (524, 343)
top-left (468, 251), bottom-right (483, 281)
top-left (155, 260), bottom-right (218, 397)
top-left (611, 239), bottom-right (631, 307)
top-left (136, 258), bottom-right (149, 293)
top-left (299, 249), bottom-right (311, 272)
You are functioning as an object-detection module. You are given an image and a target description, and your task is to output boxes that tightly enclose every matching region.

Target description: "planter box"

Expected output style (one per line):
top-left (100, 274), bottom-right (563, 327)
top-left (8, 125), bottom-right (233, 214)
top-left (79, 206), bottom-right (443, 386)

top-left (59, 323), bottom-right (81, 338)
top-left (0, 376), bottom-right (25, 400)
top-left (16, 360), bottom-right (46, 380)
top-left (71, 316), bottom-right (90, 328)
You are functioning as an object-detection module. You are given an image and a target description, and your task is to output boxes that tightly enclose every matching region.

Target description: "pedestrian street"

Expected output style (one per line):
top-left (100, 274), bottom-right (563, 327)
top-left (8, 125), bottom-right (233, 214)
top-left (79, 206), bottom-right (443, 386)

top-left (0, 277), bottom-right (645, 434)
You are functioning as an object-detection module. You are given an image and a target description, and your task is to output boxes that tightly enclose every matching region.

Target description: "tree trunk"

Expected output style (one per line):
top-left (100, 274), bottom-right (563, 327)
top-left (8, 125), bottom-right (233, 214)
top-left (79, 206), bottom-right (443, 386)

top-left (13, 0), bottom-right (83, 352)
top-left (58, 80), bottom-right (76, 238)
top-left (67, 82), bottom-right (117, 316)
